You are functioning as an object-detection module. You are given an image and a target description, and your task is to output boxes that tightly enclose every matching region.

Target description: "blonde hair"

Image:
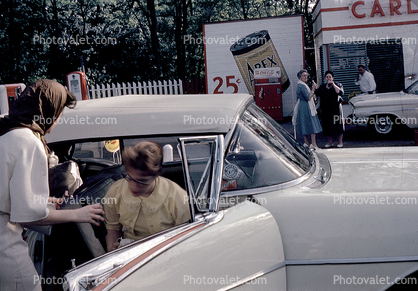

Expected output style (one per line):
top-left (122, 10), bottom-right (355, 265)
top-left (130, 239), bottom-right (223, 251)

top-left (122, 141), bottom-right (163, 176)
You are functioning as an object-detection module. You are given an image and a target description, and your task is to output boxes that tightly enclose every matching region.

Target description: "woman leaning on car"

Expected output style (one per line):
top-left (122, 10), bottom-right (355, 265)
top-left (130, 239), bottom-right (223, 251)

top-left (315, 70), bottom-right (345, 148)
top-left (0, 79), bottom-right (105, 291)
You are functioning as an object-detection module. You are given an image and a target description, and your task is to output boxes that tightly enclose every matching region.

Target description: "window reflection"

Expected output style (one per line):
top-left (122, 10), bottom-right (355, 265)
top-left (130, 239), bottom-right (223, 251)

top-left (222, 104), bottom-right (312, 192)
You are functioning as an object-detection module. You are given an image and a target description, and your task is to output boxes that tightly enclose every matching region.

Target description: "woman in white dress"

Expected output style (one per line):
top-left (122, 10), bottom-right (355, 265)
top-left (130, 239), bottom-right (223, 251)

top-left (0, 79), bottom-right (104, 291)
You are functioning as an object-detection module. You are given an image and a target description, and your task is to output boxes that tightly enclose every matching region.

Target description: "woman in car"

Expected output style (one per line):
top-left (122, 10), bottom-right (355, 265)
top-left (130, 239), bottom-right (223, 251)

top-left (0, 79), bottom-right (105, 291)
top-left (104, 141), bottom-right (191, 252)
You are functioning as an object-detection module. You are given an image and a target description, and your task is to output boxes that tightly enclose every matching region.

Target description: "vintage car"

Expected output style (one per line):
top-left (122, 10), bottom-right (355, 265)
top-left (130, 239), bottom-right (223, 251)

top-left (28, 93), bottom-right (418, 290)
top-left (348, 80), bottom-right (418, 135)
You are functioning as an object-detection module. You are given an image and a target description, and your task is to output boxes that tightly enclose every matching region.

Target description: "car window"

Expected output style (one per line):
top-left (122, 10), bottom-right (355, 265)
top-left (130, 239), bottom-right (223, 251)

top-left (124, 137), bottom-right (182, 162)
top-left (73, 140), bottom-right (121, 163)
top-left (222, 104), bottom-right (312, 192)
top-left (406, 80), bottom-right (418, 95)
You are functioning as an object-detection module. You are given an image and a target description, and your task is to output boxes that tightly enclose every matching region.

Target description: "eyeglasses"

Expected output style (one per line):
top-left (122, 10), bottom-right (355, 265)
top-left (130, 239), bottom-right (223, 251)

top-left (124, 173), bottom-right (156, 185)
top-left (301, 74), bottom-right (309, 77)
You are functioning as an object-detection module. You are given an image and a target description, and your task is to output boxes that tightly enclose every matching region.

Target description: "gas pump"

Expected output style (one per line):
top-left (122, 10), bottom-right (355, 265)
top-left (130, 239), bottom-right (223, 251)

top-left (254, 68), bottom-right (283, 121)
top-left (66, 71), bottom-right (89, 100)
top-left (0, 83), bottom-right (26, 115)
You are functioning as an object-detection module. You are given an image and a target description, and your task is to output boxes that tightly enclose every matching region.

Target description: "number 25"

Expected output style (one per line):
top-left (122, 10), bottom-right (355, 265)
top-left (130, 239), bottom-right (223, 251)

top-left (213, 76), bottom-right (238, 94)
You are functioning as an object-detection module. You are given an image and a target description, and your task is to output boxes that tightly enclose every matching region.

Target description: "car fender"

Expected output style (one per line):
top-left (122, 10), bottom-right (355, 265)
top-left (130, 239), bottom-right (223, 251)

top-left (350, 93), bottom-right (403, 121)
top-left (109, 200), bottom-right (286, 291)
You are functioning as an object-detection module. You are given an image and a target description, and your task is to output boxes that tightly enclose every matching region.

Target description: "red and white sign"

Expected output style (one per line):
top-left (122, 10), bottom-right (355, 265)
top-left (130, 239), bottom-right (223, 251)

top-left (203, 16), bottom-right (304, 117)
top-left (312, 0), bottom-right (418, 87)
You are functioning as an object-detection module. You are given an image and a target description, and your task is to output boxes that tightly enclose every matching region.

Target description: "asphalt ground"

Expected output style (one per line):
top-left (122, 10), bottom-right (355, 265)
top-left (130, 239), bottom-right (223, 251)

top-left (278, 118), bottom-right (416, 149)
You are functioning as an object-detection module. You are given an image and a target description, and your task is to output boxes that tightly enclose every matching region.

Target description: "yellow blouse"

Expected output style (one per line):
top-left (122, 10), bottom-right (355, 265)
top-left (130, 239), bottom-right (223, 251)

top-left (104, 176), bottom-right (191, 240)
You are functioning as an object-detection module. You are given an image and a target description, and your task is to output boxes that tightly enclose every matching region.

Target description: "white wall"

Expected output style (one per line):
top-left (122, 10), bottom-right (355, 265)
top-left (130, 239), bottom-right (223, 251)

top-left (313, 0), bottom-right (418, 87)
top-left (203, 16), bottom-right (305, 117)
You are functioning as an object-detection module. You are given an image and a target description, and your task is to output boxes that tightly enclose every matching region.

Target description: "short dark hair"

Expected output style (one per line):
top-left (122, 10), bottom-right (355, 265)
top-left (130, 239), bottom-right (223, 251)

top-left (358, 65), bottom-right (366, 69)
top-left (324, 70), bottom-right (334, 77)
top-left (122, 141), bottom-right (163, 176)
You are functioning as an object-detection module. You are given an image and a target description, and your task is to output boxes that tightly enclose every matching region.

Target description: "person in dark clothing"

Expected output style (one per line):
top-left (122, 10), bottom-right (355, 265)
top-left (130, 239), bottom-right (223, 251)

top-left (315, 71), bottom-right (344, 148)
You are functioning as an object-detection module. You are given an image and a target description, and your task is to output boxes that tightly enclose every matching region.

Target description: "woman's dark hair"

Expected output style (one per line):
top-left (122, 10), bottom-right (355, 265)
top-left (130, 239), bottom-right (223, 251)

top-left (122, 141), bottom-right (163, 176)
top-left (0, 79), bottom-right (77, 156)
top-left (8, 79), bottom-right (77, 134)
top-left (324, 70), bottom-right (334, 78)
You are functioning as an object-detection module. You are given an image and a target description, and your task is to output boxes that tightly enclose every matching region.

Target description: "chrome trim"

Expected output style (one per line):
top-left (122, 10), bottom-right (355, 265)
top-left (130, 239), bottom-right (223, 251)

top-left (98, 211), bottom-right (225, 291)
top-left (179, 135), bottom-right (224, 212)
top-left (304, 152), bottom-right (331, 189)
top-left (64, 211), bottom-right (225, 291)
top-left (179, 136), bottom-right (214, 213)
top-left (194, 210), bottom-right (225, 225)
top-left (177, 143), bottom-right (196, 221)
top-left (78, 264), bottom-right (123, 290)
top-left (217, 256), bottom-right (418, 291)
top-left (285, 256), bottom-right (418, 266)
top-left (223, 98), bottom-right (253, 147)
top-left (64, 222), bottom-right (204, 291)
top-left (216, 262), bottom-right (286, 291)
top-left (210, 135), bottom-right (224, 212)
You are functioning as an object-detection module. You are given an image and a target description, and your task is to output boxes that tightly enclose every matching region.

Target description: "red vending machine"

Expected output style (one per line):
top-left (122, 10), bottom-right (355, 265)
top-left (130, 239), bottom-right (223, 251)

top-left (254, 68), bottom-right (283, 121)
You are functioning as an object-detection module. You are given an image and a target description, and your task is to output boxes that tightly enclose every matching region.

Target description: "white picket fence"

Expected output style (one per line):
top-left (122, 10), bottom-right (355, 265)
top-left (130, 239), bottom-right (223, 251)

top-left (88, 79), bottom-right (183, 99)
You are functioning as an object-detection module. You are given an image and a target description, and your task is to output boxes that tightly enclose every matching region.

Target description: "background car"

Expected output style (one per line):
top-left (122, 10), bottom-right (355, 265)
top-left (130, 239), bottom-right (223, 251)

top-left (25, 93), bottom-right (418, 291)
top-left (348, 80), bottom-right (418, 135)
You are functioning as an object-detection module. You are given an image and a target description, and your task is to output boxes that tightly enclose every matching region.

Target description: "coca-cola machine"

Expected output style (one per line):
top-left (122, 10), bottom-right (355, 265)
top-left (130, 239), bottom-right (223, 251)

top-left (254, 68), bottom-right (283, 121)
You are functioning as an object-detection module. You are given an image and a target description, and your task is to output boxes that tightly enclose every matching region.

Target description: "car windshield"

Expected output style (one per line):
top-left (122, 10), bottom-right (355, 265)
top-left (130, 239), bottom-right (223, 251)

top-left (406, 80), bottom-right (418, 95)
top-left (221, 103), bottom-right (312, 192)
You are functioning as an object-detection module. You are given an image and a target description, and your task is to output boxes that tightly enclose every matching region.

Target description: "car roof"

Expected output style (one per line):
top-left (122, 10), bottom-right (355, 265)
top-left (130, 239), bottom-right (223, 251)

top-left (46, 94), bottom-right (252, 144)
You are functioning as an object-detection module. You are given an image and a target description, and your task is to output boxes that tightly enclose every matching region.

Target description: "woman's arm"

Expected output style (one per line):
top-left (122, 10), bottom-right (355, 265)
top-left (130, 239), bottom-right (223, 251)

top-left (330, 81), bottom-right (341, 94)
top-left (298, 84), bottom-right (317, 101)
top-left (309, 82), bottom-right (318, 100)
top-left (24, 204), bottom-right (105, 226)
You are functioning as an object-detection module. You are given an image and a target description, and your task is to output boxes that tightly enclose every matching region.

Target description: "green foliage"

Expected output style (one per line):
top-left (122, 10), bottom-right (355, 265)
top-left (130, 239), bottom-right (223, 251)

top-left (0, 0), bottom-right (316, 86)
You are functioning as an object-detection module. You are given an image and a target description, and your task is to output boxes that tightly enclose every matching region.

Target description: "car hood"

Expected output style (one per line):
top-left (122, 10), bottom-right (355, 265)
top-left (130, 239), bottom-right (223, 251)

top-left (319, 147), bottom-right (418, 193)
top-left (350, 91), bottom-right (399, 107)
top-left (257, 147), bottom-right (418, 262)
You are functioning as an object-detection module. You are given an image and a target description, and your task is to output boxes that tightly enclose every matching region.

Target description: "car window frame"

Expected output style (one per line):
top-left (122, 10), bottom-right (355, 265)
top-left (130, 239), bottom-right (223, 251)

top-left (220, 103), bottom-right (316, 197)
top-left (406, 80), bottom-right (418, 95)
top-left (179, 135), bottom-right (224, 216)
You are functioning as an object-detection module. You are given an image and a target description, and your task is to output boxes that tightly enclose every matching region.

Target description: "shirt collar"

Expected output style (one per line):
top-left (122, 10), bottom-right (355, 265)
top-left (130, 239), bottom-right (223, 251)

top-left (121, 177), bottom-right (166, 214)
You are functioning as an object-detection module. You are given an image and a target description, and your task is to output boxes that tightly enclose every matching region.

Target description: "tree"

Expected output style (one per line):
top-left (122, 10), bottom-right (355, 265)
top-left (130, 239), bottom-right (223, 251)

top-left (0, 0), bottom-right (317, 85)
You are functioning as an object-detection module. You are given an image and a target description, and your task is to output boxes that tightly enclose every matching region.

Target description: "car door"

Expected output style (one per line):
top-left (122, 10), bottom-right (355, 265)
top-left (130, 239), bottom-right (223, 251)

top-left (63, 135), bottom-right (287, 291)
top-left (401, 81), bottom-right (418, 128)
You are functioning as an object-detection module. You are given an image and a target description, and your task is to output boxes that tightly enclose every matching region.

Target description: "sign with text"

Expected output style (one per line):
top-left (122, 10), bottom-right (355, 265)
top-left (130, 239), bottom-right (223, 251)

top-left (203, 16), bottom-right (304, 116)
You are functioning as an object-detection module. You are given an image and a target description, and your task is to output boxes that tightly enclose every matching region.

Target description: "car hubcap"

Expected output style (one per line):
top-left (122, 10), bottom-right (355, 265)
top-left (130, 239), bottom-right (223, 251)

top-left (375, 116), bottom-right (393, 134)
